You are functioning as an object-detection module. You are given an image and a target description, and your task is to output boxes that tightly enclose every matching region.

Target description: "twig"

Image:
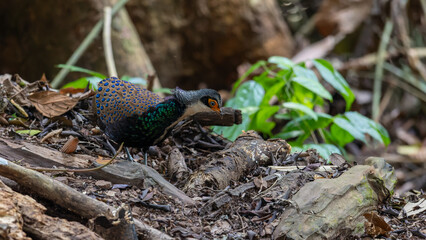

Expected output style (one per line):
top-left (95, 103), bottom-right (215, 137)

top-left (0, 157), bottom-right (173, 240)
top-left (28, 143), bottom-right (124, 172)
top-left (103, 6), bottom-right (118, 77)
top-left (383, 63), bottom-right (426, 102)
top-left (339, 47), bottom-right (426, 71)
top-left (9, 99), bottom-right (28, 118)
top-left (51, 0), bottom-right (129, 88)
top-left (372, 20), bottom-right (393, 122)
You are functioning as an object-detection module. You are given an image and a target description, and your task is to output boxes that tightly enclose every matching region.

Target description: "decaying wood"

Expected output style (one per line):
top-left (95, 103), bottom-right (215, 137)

top-left (199, 174), bottom-right (279, 216)
top-left (0, 179), bottom-right (102, 240)
top-left (91, 204), bottom-right (137, 240)
top-left (0, 157), bottom-right (173, 240)
top-left (193, 107), bottom-right (242, 126)
top-left (168, 147), bottom-right (189, 181)
top-left (97, 161), bottom-right (196, 205)
top-left (273, 157), bottom-right (397, 240)
top-left (199, 171), bottom-right (315, 216)
top-left (0, 138), bottom-right (195, 206)
top-left (183, 131), bottom-right (291, 192)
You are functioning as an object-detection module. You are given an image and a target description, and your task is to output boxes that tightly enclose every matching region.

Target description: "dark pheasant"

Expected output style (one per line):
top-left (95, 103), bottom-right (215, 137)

top-left (94, 77), bottom-right (222, 163)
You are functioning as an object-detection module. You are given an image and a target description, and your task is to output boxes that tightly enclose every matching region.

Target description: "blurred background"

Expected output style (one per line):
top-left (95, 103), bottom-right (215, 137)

top-left (0, 0), bottom-right (425, 192)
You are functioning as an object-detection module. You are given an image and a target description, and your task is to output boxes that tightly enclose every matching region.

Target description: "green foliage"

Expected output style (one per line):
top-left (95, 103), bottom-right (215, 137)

top-left (57, 65), bottom-right (172, 93)
top-left (57, 64), bottom-right (106, 90)
top-left (15, 129), bottom-right (41, 136)
top-left (214, 57), bottom-right (390, 160)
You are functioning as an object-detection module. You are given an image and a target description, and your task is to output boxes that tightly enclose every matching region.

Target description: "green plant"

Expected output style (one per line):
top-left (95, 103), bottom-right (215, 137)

top-left (213, 57), bottom-right (390, 159)
top-left (56, 64), bottom-right (172, 93)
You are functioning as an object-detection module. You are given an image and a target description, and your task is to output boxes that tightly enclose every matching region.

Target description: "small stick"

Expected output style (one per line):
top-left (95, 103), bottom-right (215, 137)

top-left (50, 0), bottom-right (130, 88)
top-left (28, 143), bottom-right (124, 172)
top-left (103, 6), bottom-right (118, 77)
top-left (9, 99), bottom-right (28, 118)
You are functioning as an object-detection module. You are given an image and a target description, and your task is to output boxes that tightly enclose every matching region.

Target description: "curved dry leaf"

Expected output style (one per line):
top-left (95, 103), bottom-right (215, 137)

top-left (61, 137), bottom-right (79, 154)
top-left (363, 212), bottom-right (392, 237)
top-left (28, 91), bottom-right (79, 118)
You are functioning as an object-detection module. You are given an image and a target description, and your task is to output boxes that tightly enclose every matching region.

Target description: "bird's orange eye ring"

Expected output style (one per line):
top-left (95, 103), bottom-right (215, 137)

top-left (208, 99), bottom-right (217, 107)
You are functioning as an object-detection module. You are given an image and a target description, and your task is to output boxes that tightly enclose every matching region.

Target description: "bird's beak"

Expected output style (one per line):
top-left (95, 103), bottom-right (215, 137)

top-left (212, 105), bottom-right (221, 114)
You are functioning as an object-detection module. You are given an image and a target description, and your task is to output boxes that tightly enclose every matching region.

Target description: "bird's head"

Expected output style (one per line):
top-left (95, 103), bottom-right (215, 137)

top-left (173, 88), bottom-right (222, 114)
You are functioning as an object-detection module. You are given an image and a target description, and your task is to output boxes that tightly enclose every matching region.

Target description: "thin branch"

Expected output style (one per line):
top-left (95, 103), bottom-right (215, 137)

top-left (103, 6), bottom-right (118, 77)
top-left (372, 20), bottom-right (393, 122)
top-left (51, 0), bottom-right (129, 88)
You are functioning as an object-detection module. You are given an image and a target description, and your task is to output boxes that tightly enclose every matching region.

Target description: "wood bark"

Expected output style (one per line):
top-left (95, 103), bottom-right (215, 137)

top-left (183, 131), bottom-right (291, 193)
top-left (0, 158), bottom-right (173, 240)
top-left (0, 138), bottom-right (195, 206)
top-left (0, 179), bottom-right (102, 240)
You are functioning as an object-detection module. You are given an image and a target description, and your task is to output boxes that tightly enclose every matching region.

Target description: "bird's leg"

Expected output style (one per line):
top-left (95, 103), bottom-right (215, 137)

top-left (144, 152), bottom-right (148, 165)
top-left (125, 147), bottom-right (134, 162)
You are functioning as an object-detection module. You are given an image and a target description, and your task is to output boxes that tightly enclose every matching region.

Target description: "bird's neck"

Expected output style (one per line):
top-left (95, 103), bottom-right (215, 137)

top-left (150, 98), bottom-right (209, 145)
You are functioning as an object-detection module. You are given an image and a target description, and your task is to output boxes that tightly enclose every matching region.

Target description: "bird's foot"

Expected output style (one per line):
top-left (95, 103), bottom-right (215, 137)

top-left (125, 147), bottom-right (135, 162)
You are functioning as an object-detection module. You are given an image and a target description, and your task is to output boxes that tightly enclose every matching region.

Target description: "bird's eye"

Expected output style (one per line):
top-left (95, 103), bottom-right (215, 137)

top-left (208, 99), bottom-right (217, 107)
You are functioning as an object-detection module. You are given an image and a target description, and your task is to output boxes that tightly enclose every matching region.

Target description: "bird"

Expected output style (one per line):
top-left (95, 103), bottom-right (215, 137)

top-left (94, 77), bottom-right (222, 164)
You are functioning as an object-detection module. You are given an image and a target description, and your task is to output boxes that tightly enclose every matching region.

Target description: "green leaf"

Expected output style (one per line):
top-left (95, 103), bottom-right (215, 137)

top-left (227, 81), bottom-right (264, 109)
top-left (62, 76), bottom-right (103, 90)
top-left (16, 130), bottom-right (41, 136)
top-left (283, 102), bottom-right (318, 121)
top-left (250, 106), bottom-right (280, 136)
top-left (292, 66), bottom-right (332, 100)
top-left (344, 112), bottom-right (390, 146)
top-left (330, 123), bottom-right (355, 146)
top-left (213, 81), bottom-right (264, 141)
top-left (313, 59), bottom-right (355, 111)
top-left (268, 56), bottom-right (294, 70)
top-left (293, 66), bottom-right (319, 82)
top-left (212, 113), bottom-right (250, 141)
top-left (261, 81), bottom-right (285, 106)
top-left (231, 60), bottom-right (266, 94)
top-left (56, 64), bottom-right (107, 79)
top-left (61, 77), bottom-right (89, 89)
top-left (333, 116), bottom-right (367, 143)
top-left (274, 130), bottom-right (305, 140)
top-left (281, 113), bottom-right (332, 134)
top-left (370, 122), bottom-right (391, 146)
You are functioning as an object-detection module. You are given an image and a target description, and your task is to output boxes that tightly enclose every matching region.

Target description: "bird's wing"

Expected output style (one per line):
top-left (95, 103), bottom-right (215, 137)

top-left (94, 77), bottom-right (162, 125)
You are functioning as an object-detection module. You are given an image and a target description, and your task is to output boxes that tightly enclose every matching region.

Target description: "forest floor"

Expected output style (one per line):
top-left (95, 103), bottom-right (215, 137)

top-left (0, 74), bottom-right (425, 239)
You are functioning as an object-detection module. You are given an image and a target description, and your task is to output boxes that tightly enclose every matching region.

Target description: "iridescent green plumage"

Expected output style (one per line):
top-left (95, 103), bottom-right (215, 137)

top-left (94, 77), bottom-right (222, 154)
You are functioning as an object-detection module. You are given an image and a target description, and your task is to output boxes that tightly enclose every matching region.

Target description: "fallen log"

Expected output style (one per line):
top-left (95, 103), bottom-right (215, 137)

top-left (0, 157), bottom-right (173, 240)
top-left (0, 179), bottom-right (102, 240)
top-left (0, 138), bottom-right (195, 206)
top-left (272, 157), bottom-right (397, 239)
top-left (183, 131), bottom-right (291, 192)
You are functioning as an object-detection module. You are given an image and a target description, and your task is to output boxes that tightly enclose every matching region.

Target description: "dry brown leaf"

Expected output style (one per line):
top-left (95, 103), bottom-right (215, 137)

top-left (329, 153), bottom-right (347, 167)
top-left (96, 156), bottom-right (111, 165)
top-left (40, 128), bottom-right (63, 143)
top-left (61, 137), bottom-right (79, 154)
top-left (363, 212), bottom-right (392, 237)
top-left (0, 74), bottom-right (32, 107)
top-left (40, 73), bottom-right (48, 83)
top-left (28, 91), bottom-right (79, 118)
top-left (253, 176), bottom-right (268, 190)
